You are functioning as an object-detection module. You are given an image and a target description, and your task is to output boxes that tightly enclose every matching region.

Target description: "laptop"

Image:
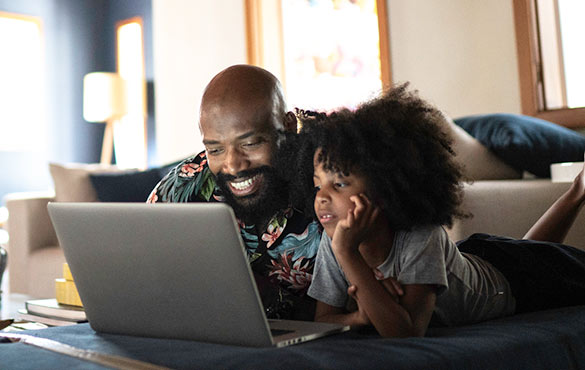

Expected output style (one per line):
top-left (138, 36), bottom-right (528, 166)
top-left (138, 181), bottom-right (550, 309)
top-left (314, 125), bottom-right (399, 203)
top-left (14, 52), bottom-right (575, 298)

top-left (47, 202), bottom-right (349, 347)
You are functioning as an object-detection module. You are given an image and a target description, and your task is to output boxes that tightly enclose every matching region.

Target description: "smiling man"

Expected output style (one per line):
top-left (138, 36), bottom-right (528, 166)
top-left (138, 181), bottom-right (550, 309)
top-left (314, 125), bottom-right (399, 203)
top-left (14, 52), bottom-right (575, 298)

top-left (147, 65), bottom-right (321, 320)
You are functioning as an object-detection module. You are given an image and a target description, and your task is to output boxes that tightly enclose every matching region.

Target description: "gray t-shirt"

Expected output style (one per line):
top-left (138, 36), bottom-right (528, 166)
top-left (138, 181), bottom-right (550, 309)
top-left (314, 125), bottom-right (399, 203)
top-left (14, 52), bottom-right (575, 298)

top-left (308, 225), bottom-right (516, 326)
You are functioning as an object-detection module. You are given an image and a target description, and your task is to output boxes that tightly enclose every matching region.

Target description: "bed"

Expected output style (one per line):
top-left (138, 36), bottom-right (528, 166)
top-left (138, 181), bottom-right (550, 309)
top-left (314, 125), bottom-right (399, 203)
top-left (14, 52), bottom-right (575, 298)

top-left (1, 305), bottom-right (584, 369)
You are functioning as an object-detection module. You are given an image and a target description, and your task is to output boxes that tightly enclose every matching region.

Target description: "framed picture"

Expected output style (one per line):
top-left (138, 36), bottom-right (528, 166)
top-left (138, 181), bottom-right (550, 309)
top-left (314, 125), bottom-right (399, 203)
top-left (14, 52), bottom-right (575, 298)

top-left (246, 0), bottom-right (390, 111)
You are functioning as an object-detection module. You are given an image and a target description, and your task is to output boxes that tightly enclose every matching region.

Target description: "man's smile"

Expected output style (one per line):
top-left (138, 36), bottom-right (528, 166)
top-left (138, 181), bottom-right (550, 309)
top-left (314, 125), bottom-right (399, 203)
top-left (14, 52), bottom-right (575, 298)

top-left (228, 174), bottom-right (263, 196)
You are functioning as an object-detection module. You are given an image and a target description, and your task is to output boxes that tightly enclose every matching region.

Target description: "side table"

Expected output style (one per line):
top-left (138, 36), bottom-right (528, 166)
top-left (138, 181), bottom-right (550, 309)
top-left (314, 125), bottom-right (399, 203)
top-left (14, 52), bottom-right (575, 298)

top-left (1, 293), bottom-right (32, 320)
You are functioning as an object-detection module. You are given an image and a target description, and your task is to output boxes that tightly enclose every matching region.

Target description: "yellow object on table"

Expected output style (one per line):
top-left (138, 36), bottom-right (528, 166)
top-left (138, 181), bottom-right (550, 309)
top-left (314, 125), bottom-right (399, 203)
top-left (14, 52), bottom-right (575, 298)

top-left (55, 263), bottom-right (83, 307)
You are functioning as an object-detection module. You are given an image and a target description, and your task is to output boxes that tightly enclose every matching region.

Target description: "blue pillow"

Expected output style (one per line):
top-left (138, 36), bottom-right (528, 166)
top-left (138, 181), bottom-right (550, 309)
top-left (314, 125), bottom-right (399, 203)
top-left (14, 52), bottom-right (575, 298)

top-left (454, 113), bottom-right (585, 177)
top-left (89, 168), bottom-right (164, 202)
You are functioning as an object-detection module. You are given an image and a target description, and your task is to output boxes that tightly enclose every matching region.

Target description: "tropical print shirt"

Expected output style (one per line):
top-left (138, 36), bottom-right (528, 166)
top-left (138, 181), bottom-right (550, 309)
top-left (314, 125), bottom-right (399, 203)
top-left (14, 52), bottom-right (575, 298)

top-left (147, 151), bottom-right (321, 320)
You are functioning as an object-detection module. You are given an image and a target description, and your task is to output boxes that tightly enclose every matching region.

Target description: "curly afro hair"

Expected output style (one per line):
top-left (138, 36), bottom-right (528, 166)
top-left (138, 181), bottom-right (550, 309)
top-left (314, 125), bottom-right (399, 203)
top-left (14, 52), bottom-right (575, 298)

top-left (294, 84), bottom-right (467, 230)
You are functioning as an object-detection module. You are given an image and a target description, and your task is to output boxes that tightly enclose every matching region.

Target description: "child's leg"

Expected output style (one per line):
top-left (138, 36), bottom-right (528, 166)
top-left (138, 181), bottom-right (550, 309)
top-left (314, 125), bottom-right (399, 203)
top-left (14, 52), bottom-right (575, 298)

top-left (457, 234), bottom-right (585, 314)
top-left (523, 158), bottom-right (585, 243)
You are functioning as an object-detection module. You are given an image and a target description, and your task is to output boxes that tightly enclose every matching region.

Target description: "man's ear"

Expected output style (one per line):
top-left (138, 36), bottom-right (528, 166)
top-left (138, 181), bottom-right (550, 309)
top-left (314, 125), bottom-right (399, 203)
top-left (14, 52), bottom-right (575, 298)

top-left (283, 111), bottom-right (298, 132)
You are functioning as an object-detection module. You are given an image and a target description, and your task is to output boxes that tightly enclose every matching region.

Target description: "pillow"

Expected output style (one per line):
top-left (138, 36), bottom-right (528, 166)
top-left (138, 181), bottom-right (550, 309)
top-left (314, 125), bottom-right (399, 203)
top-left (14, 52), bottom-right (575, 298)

top-left (49, 163), bottom-right (122, 202)
top-left (454, 113), bottom-right (585, 178)
top-left (89, 168), bottom-right (164, 202)
top-left (437, 113), bottom-right (522, 181)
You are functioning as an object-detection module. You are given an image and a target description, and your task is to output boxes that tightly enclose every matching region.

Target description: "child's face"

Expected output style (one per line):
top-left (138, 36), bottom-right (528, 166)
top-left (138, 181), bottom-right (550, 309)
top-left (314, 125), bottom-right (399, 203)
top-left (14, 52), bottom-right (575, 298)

top-left (313, 150), bottom-right (368, 237)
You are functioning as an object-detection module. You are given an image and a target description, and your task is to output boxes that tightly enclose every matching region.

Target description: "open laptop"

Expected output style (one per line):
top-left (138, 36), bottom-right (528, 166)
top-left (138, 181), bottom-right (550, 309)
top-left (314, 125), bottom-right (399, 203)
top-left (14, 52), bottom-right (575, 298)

top-left (47, 202), bottom-right (349, 347)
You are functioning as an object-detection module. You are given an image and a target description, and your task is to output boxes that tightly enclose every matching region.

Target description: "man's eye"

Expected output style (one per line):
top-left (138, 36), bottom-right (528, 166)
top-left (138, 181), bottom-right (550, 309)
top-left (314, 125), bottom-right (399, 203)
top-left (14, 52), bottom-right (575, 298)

top-left (242, 138), bottom-right (266, 148)
top-left (206, 148), bottom-right (223, 156)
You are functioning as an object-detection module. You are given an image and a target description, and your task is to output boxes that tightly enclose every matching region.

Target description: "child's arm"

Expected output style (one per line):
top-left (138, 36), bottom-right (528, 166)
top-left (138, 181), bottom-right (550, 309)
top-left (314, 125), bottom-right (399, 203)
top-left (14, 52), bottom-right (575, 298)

top-left (314, 300), bottom-right (370, 327)
top-left (524, 157), bottom-right (585, 243)
top-left (332, 194), bottom-right (437, 337)
top-left (335, 248), bottom-right (437, 337)
top-left (314, 275), bottom-right (404, 327)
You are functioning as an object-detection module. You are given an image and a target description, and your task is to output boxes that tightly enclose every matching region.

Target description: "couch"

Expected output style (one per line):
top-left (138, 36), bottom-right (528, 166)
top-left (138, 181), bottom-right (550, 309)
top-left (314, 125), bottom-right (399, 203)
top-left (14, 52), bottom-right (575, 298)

top-left (4, 114), bottom-right (585, 298)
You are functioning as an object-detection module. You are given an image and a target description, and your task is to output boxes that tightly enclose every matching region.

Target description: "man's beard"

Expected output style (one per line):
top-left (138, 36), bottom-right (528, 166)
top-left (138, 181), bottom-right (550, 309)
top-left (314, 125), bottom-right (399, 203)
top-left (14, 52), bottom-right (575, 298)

top-left (214, 166), bottom-right (290, 225)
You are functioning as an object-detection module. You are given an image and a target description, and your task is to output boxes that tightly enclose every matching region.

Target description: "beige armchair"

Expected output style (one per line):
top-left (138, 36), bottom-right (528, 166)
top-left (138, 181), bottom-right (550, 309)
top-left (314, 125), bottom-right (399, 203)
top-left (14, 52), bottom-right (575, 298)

top-left (5, 191), bottom-right (66, 298)
top-left (4, 161), bottom-right (164, 298)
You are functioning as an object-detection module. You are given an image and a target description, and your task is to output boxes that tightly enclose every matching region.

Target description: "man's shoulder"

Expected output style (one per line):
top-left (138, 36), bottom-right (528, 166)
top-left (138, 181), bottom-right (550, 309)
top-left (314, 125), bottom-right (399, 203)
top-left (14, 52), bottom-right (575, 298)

top-left (149, 151), bottom-right (218, 203)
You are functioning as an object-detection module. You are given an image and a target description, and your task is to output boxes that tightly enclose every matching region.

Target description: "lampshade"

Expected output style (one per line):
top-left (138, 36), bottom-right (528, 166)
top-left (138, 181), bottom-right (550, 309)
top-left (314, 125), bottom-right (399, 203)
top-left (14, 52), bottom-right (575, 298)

top-left (83, 72), bottom-right (128, 122)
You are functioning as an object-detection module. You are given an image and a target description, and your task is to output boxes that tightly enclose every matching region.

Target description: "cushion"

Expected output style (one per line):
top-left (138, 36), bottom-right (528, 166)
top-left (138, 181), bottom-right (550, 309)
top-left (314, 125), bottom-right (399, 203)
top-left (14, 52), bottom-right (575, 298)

top-left (454, 113), bottom-right (585, 178)
top-left (438, 113), bottom-right (522, 181)
top-left (89, 168), bottom-right (163, 202)
top-left (49, 163), bottom-right (123, 202)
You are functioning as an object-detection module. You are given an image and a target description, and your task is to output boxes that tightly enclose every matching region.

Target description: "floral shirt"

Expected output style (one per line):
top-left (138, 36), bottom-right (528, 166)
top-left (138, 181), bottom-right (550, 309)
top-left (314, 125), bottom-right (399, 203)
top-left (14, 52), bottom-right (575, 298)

top-left (147, 151), bottom-right (321, 320)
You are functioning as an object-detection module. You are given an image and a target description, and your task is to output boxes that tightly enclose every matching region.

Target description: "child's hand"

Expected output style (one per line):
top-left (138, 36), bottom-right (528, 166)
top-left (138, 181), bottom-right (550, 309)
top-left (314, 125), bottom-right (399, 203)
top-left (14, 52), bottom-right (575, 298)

top-left (373, 269), bottom-right (404, 302)
top-left (332, 193), bottom-right (380, 254)
top-left (347, 285), bottom-right (371, 326)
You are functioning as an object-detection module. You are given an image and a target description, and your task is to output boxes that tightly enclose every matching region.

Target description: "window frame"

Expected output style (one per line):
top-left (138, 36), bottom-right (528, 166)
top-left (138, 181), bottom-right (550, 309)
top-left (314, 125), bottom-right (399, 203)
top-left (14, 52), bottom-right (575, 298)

top-left (114, 16), bottom-right (148, 169)
top-left (0, 11), bottom-right (45, 152)
top-left (513, 0), bottom-right (585, 128)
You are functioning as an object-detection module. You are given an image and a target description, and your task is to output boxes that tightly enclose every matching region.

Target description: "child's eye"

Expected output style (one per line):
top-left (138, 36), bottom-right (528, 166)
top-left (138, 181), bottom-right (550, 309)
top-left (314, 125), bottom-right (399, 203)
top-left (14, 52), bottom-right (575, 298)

top-left (334, 182), bottom-right (347, 188)
top-left (313, 185), bottom-right (321, 192)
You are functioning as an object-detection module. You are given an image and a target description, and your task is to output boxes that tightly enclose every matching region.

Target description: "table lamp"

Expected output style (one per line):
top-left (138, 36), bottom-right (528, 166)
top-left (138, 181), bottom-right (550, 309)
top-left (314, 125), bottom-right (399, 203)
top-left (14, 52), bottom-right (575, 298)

top-left (83, 72), bottom-right (128, 165)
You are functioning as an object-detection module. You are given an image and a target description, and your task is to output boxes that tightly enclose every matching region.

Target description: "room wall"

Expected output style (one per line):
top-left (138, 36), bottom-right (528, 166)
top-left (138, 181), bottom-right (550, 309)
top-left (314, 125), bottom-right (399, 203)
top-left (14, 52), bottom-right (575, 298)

top-left (151, 0), bottom-right (523, 164)
top-left (152, 0), bottom-right (247, 164)
top-left (387, 0), bottom-right (522, 118)
top-left (0, 0), bottom-right (153, 204)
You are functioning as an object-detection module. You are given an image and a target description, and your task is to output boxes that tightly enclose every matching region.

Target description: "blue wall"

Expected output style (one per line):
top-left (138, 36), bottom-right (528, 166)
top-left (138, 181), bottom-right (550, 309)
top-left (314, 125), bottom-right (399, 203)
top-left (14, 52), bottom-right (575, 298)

top-left (0, 0), bottom-right (153, 205)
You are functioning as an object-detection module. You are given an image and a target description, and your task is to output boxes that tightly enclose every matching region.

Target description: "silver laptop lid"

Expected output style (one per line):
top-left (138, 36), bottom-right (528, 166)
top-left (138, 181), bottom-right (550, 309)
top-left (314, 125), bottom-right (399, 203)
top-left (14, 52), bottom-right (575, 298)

top-left (48, 202), bottom-right (274, 347)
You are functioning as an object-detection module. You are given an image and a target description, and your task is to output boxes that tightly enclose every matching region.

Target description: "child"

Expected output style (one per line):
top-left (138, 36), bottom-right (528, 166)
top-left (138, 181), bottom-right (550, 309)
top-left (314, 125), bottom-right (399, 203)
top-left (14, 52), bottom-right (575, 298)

top-left (296, 85), bottom-right (585, 338)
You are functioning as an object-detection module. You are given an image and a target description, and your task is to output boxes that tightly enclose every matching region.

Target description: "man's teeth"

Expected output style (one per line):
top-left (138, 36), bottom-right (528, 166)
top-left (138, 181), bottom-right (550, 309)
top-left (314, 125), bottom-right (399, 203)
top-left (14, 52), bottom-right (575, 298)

top-left (230, 175), bottom-right (259, 190)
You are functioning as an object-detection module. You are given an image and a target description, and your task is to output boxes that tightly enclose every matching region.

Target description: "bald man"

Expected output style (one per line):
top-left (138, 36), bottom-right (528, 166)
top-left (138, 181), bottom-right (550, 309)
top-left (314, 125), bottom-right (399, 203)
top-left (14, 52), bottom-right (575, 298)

top-left (147, 65), bottom-right (319, 320)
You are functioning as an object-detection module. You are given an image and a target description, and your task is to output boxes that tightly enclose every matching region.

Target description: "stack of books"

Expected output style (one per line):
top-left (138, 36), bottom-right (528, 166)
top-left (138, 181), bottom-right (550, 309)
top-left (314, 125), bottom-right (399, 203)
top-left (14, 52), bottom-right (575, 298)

top-left (17, 263), bottom-right (86, 326)
top-left (18, 298), bottom-right (87, 326)
top-left (55, 263), bottom-right (83, 307)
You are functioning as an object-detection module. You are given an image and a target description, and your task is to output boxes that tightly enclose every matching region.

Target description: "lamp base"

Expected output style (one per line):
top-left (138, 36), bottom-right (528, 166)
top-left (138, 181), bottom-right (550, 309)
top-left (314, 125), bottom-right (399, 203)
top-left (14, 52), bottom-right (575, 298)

top-left (100, 120), bottom-right (114, 165)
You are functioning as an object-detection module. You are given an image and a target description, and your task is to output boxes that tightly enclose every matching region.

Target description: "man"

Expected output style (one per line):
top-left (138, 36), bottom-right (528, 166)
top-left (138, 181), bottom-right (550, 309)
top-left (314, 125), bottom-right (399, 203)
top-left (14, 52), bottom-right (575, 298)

top-left (147, 65), bottom-right (321, 320)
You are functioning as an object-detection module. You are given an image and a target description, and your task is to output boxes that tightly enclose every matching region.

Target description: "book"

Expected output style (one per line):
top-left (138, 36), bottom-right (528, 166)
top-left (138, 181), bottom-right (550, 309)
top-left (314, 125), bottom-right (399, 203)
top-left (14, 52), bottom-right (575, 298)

top-left (25, 298), bottom-right (86, 321)
top-left (17, 309), bottom-right (83, 327)
top-left (55, 278), bottom-right (83, 307)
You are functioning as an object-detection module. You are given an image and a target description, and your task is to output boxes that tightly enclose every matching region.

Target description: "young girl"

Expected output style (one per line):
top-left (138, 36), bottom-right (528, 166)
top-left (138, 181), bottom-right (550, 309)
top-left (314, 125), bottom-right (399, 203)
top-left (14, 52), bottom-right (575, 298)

top-left (296, 85), bottom-right (585, 338)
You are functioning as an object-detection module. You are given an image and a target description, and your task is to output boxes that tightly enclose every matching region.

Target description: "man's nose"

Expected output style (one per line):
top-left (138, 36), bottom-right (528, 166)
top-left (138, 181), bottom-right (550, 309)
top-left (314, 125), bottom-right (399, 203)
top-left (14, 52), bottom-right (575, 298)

top-left (223, 147), bottom-right (249, 176)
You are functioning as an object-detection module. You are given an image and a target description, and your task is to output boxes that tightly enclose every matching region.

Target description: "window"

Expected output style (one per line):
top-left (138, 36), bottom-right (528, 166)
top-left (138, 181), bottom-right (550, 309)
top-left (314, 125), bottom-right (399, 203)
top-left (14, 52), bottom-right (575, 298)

top-left (536, 0), bottom-right (585, 109)
top-left (115, 17), bottom-right (147, 169)
top-left (514, 0), bottom-right (585, 128)
top-left (246, 0), bottom-right (390, 111)
top-left (0, 12), bottom-right (45, 151)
